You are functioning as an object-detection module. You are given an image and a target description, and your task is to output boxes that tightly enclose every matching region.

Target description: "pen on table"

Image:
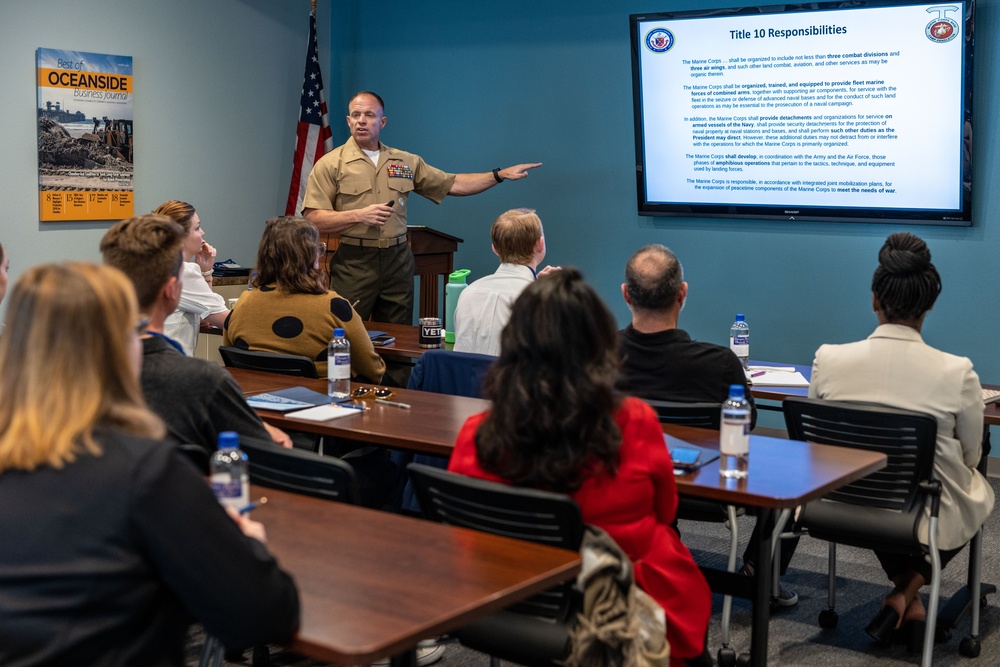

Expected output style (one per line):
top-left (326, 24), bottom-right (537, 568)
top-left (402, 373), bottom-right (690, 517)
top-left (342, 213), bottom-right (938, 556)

top-left (238, 497), bottom-right (267, 515)
top-left (751, 371), bottom-right (766, 377)
top-left (341, 403), bottom-right (369, 411)
top-left (377, 399), bottom-right (411, 410)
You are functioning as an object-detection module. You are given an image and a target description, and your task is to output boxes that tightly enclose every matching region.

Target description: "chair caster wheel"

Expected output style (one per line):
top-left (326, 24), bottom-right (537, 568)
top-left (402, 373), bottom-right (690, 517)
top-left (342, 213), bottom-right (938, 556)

top-left (736, 652), bottom-right (752, 667)
top-left (718, 647), bottom-right (737, 667)
top-left (935, 625), bottom-right (952, 643)
top-left (981, 595), bottom-right (989, 610)
top-left (818, 609), bottom-right (839, 629)
top-left (959, 636), bottom-right (981, 657)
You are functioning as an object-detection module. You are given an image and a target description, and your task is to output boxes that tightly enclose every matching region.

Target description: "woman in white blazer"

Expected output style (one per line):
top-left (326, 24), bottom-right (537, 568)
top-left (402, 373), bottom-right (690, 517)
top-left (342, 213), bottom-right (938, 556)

top-left (809, 232), bottom-right (994, 646)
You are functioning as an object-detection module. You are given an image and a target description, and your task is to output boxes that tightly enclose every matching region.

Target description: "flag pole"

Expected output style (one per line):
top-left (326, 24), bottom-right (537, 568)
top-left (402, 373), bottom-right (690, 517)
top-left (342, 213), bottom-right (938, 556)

top-left (284, 0), bottom-right (333, 218)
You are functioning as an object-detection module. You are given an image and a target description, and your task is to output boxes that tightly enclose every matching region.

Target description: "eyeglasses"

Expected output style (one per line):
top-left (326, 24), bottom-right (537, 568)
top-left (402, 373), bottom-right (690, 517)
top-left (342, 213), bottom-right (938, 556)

top-left (350, 386), bottom-right (394, 399)
top-left (134, 316), bottom-right (151, 336)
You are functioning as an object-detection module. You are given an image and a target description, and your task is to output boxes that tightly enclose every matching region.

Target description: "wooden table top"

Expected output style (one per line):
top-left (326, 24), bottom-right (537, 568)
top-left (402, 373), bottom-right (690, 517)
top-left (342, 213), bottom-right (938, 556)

top-left (364, 321), bottom-right (435, 361)
top-left (228, 368), bottom-right (488, 455)
top-left (256, 486), bottom-right (580, 664)
top-left (664, 424), bottom-right (887, 509)
top-left (231, 366), bottom-right (885, 511)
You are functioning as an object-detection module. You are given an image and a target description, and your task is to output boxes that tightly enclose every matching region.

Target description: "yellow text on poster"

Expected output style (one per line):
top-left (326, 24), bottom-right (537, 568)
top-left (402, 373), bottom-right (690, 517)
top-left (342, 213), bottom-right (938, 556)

top-left (39, 191), bottom-right (133, 222)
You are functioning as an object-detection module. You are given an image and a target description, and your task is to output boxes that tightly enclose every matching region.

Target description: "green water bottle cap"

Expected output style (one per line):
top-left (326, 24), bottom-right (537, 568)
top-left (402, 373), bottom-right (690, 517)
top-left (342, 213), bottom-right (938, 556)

top-left (449, 268), bottom-right (471, 283)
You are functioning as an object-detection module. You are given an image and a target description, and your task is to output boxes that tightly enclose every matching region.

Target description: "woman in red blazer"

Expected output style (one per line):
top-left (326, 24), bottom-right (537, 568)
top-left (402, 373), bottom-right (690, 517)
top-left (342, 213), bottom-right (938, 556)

top-left (448, 268), bottom-right (711, 667)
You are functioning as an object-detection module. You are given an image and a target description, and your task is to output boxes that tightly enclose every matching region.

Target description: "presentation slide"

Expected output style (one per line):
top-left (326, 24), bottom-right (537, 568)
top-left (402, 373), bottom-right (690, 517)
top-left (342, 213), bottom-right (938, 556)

top-left (635, 3), bottom-right (967, 214)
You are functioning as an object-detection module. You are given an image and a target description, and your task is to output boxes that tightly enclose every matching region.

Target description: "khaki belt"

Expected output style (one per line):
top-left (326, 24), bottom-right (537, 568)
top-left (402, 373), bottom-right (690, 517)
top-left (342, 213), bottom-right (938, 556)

top-left (339, 234), bottom-right (407, 249)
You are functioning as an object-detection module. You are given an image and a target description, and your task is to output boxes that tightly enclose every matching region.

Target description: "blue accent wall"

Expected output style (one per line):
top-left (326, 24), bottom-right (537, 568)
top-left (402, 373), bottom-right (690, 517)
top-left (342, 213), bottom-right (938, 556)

top-left (0, 0), bottom-right (997, 395)
top-left (330, 0), bottom-right (1000, 386)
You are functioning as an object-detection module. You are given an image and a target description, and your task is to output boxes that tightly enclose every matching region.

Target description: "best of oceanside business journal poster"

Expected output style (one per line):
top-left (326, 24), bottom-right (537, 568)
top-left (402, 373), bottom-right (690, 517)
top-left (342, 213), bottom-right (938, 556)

top-left (36, 48), bottom-right (134, 222)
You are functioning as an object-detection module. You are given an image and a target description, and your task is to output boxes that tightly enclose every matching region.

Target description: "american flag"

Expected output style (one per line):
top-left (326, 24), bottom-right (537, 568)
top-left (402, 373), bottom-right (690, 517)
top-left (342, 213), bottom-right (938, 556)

top-left (285, 10), bottom-right (333, 216)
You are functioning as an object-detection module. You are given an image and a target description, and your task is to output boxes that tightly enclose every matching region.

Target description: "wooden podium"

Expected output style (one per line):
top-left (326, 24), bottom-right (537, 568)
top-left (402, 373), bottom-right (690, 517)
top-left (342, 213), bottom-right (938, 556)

top-left (407, 226), bottom-right (463, 318)
top-left (322, 226), bottom-right (463, 319)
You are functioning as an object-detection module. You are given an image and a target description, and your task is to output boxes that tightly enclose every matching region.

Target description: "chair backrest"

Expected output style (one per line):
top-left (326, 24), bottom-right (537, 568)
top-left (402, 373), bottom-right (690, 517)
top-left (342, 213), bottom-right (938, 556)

top-left (219, 346), bottom-right (318, 379)
top-left (407, 463), bottom-right (584, 622)
top-left (240, 439), bottom-right (360, 504)
top-left (406, 348), bottom-right (495, 398)
top-left (646, 399), bottom-right (722, 430)
top-left (783, 397), bottom-right (937, 513)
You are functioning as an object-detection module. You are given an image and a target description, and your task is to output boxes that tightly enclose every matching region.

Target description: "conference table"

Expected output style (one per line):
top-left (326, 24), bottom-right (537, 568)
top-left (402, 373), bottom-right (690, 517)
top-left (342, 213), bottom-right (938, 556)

top-left (230, 367), bottom-right (888, 666)
top-left (750, 359), bottom-right (1000, 428)
top-left (256, 486), bottom-right (580, 665)
top-left (228, 368), bottom-right (488, 456)
top-left (663, 424), bottom-right (886, 667)
top-left (363, 321), bottom-right (428, 363)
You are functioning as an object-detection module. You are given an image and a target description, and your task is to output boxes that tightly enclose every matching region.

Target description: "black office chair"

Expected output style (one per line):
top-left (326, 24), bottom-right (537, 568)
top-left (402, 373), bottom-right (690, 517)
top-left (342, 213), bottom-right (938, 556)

top-left (783, 397), bottom-right (979, 666)
top-left (646, 400), bottom-right (742, 665)
top-left (407, 463), bottom-right (584, 667)
top-left (219, 346), bottom-right (318, 378)
top-left (239, 439), bottom-right (361, 504)
top-left (646, 399), bottom-right (722, 429)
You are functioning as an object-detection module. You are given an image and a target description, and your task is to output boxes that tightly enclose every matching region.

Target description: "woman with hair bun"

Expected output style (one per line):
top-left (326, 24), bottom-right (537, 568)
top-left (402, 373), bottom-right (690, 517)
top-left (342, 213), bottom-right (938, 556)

top-left (809, 232), bottom-right (994, 646)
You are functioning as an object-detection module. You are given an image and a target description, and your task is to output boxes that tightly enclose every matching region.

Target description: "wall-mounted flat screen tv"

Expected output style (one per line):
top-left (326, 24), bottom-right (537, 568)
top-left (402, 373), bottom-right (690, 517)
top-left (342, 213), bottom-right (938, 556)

top-left (630, 1), bottom-right (974, 225)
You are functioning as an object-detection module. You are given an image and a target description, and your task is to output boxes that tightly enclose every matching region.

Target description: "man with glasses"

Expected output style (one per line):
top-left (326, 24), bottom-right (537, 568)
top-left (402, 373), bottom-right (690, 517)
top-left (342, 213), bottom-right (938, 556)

top-left (453, 208), bottom-right (559, 356)
top-left (302, 90), bottom-right (541, 325)
top-left (100, 214), bottom-right (293, 456)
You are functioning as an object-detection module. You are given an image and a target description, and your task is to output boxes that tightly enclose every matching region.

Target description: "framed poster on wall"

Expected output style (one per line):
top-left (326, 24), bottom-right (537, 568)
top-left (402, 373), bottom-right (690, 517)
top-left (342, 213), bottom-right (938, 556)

top-left (36, 48), bottom-right (134, 221)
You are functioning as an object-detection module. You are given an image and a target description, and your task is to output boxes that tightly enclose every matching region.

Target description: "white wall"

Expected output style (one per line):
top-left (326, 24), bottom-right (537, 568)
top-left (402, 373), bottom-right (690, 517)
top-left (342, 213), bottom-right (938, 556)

top-left (0, 0), bottom-right (329, 318)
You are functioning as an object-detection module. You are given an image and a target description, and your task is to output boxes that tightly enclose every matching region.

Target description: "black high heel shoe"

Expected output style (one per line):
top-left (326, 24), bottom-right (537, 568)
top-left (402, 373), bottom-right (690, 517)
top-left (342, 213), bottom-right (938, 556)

top-left (904, 619), bottom-right (927, 654)
top-left (865, 606), bottom-right (900, 646)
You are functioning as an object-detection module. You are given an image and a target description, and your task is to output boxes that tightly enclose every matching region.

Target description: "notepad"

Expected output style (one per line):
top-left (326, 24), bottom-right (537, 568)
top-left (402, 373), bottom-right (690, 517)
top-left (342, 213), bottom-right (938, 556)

top-left (747, 366), bottom-right (810, 387)
top-left (285, 404), bottom-right (364, 422)
top-left (246, 387), bottom-right (339, 412)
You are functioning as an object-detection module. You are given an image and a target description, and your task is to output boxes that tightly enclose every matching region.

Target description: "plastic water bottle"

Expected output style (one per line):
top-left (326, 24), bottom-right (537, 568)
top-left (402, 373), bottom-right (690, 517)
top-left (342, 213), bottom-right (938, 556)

top-left (719, 385), bottom-right (751, 479)
top-left (730, 313), bottom-right (750, 371)
top-left (444, 268), bottom-right (471, 344)
top-left (210, 431), bottom-right (249, 511)
top-left (328, 327), bottom-right (351, 399)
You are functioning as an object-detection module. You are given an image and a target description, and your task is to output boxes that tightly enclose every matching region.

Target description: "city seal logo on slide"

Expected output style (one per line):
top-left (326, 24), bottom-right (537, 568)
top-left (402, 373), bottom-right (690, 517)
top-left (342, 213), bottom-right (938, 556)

top-left (925, 5), bottom-right (959, 44)
top-left (645, 28), bottom-right (674, 53)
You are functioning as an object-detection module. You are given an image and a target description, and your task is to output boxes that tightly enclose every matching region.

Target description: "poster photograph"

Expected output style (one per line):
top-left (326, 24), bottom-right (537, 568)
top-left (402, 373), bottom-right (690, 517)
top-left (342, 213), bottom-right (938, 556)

top-left (36, 47), bottom-right (134, 221)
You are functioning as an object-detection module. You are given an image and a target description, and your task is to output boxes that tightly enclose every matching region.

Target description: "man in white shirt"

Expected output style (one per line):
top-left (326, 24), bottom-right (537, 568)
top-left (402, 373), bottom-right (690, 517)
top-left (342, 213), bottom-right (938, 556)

top-left (453, 208), bottom-right (558, 356)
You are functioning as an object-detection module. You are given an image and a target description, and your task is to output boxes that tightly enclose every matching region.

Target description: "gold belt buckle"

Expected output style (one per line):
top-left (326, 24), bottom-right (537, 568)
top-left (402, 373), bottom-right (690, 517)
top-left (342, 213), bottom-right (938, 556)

top-left (378, 236), bottom-right (389, 249)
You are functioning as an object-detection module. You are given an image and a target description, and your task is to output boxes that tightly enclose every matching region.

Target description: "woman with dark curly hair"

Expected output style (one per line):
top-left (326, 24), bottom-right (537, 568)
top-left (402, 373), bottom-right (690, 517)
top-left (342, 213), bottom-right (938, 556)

top-left (809, 232), bottom-right (994, 646)
top-left (448, 268), bottom-right (711, 667)
top-left (224, 216), bottom-right (384, 381)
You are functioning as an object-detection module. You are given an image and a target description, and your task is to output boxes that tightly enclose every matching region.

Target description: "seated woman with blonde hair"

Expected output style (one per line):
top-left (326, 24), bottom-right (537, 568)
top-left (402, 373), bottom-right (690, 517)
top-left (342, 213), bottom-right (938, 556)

top-left (0, 262), bottom-right (298, 664)
top-left (448, 268), bottom-right (712, 667)
top-left (153, 200), bottom-right (229, 355)
top-left (224, 216), bottom-right (385, 382)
